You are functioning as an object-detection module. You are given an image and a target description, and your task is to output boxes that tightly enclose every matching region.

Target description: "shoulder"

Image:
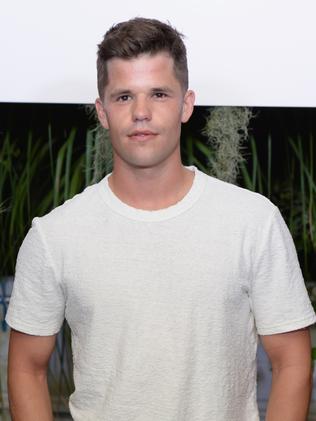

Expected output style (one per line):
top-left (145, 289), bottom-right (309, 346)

top-left (33, 180), bottom-right (107, 238)
top-left (200, 171), bottom-right (277, 224)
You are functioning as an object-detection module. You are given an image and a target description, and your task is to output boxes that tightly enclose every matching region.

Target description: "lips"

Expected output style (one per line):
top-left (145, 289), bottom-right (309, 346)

top-left (128, 130), bottom-right (157, 141)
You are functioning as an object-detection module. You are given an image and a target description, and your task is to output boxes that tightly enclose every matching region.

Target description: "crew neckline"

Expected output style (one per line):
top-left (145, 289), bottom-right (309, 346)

top-left (98, 165), bottom-right (206, 221)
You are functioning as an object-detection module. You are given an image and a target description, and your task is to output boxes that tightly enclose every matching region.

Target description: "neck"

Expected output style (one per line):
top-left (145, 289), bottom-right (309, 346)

top-left (108, 161), bottom-right (195, 211)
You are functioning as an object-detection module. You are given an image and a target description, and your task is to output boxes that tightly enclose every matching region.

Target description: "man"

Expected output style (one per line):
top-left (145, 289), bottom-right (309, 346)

top-left (6, 17), bottom-right (316, 421)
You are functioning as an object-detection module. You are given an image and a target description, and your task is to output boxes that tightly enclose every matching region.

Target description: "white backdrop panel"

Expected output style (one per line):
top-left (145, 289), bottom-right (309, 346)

top-left (0, 0), bottom-right (315, 106)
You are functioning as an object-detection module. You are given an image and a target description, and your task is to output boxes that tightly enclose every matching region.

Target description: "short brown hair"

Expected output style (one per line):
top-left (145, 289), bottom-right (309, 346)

top-left (96, 17), bottom-right (188, 100)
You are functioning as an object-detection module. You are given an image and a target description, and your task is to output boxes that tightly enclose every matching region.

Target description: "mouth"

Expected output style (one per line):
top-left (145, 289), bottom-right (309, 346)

top-left (128, 130), bottom-right (158, 141)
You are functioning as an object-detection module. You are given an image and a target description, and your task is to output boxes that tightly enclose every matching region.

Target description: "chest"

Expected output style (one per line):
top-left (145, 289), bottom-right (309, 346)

top-left (62, 220), bottom-right (251, 330)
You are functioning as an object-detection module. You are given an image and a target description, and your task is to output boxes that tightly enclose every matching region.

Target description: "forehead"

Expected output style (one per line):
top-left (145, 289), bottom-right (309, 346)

top-left (105, 52), bottom-right (180, 89)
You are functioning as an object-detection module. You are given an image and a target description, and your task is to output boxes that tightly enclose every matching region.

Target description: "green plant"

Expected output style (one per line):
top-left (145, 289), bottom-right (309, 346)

top-left (0, 131), bottom-right (49, 275)
top-left (182, 134), bottom-right (215, 174)
top-left (239, 135), bottom-right (268, 195)
top-left (287, 135), bottom-right (316, 281)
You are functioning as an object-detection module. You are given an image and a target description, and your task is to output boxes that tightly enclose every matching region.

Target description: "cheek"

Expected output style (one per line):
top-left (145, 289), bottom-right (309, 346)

top-left (106, 110), bottom-right (126, 133)
top-left (158, 105), bottom-right (182, 126)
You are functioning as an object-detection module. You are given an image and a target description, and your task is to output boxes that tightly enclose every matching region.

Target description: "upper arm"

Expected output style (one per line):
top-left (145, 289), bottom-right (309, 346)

top-left (260, 327), bottom-right (312, 373)
top-left (8, 328), bottom-right (57, 377)
top-left (250, 207), bottom-right (316, 336)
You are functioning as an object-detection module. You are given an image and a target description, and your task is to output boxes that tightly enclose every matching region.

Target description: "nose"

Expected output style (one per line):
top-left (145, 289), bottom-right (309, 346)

top-left (132, 96), bottom-right (151, 122)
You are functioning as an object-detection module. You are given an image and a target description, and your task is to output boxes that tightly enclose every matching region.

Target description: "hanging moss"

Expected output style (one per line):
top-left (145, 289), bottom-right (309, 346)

top-left (92, 125), bottom-right (113, 182)
top-left (84, 105), bottom-right (113, 182)
top-left (202, 107), bottom-right (252, 184)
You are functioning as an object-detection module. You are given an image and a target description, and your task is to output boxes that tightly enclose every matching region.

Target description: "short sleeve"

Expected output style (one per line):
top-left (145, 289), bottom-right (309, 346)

top-left (5, 217), bottom-right (65, 335)
top-left (250, 205), bottom-right (316, 335)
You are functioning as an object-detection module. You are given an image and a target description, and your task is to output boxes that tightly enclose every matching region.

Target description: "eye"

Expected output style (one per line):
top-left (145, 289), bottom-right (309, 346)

top-left (154, 92), bottom-right (168, 99)
top-left (117, 95), bottom-right (131, 102)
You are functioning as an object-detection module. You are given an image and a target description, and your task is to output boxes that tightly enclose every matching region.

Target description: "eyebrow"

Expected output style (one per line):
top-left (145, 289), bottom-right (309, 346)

top-left (151, 87), bottom-right (174, 94)
top-left (109, 89), bottom-right (132, 100)
top-left (109, 86), bottom-right (175, 99)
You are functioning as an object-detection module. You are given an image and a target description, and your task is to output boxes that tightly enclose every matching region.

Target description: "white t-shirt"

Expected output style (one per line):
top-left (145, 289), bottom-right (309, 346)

top-left (6, 165), bottom-right (316, 421)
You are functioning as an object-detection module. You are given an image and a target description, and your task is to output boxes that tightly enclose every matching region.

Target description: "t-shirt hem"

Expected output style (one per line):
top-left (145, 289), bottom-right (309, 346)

top-left (5, 315), bottom-right (62, 336)
top-left (257, 313), bottom-right (316, 335)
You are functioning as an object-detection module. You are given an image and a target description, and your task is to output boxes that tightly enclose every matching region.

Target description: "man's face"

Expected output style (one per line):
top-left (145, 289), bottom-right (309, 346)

top-left (95, 52), bottom-right (195, 171)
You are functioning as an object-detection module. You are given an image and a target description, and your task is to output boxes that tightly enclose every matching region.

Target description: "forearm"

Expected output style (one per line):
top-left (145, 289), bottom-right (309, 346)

top-left (8, 370), bottom-right (53, 421)
top-left (265, 365), bottom-right (312, 421)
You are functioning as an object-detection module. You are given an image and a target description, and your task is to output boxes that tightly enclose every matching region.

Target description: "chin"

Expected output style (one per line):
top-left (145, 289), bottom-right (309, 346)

top-left (129, 161), bottom-right (161, 170)
top-left (114, 147), bottom-right (178, 170)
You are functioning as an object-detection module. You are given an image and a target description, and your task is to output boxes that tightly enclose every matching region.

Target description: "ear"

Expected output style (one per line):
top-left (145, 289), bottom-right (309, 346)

top-left (181, 90), bottom-right (195, 123)
top-left (95, 98), bottom-right (109, 129)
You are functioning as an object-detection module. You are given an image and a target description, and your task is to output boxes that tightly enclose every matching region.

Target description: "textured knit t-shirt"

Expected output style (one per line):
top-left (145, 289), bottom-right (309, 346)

top-left (6, 165), bottom-right (316, 421)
